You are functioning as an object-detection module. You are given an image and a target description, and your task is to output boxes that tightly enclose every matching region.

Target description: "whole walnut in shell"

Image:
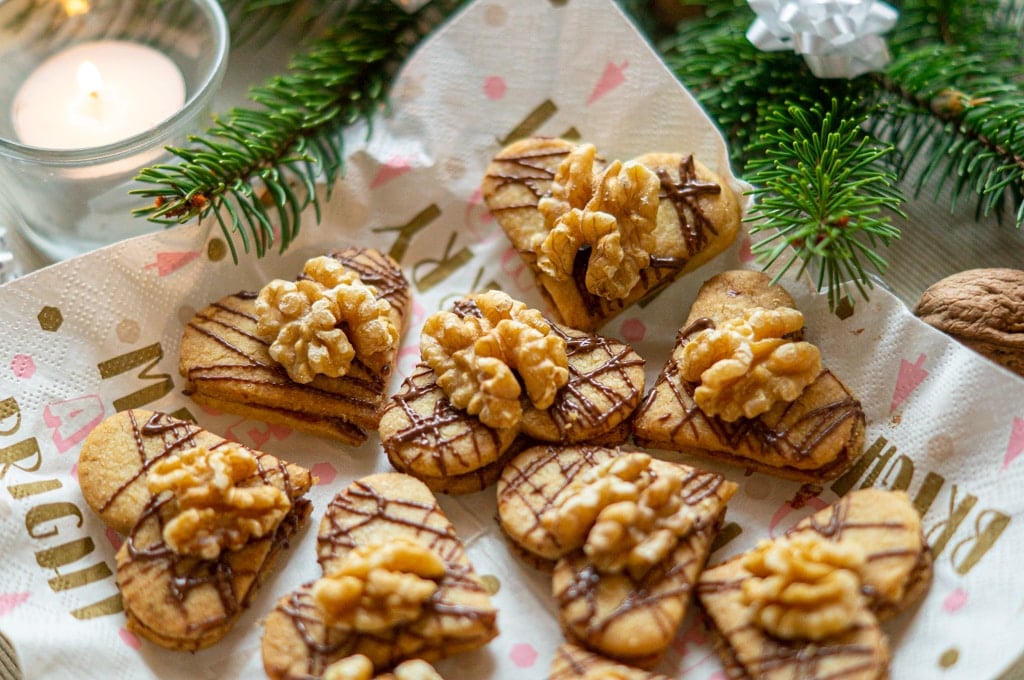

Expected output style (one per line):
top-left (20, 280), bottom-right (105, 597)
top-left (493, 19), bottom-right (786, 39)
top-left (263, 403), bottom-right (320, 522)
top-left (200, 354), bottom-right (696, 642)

top-left (913, 268), bottom-right (1024, 378)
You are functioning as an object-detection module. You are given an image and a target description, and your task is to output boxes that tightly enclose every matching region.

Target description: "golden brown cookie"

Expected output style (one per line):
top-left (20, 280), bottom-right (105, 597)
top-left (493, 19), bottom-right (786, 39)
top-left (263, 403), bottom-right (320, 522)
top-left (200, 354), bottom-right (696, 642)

top-left (551, 455), bottom-right (738, 668)
top-left (498, 446), bottom-right (737, 668)
top-left (179, 247), bottom-right (410, 445)
top-left (380, 292), bottom-right (645, 494)
top-left (633, 270), bottom-right (865, 482)
top-left (496, 444), bottom-right (621, 567)
top-left (482, 137), bottom-right (741, 331)
top-left (78, 409), bottom-right (313, 651)
top-left (697, 488), bottom-right (932, 680)
top-left (260, 473), bottom-right (499, 679)
top-left (379, 363), bottom-right (521, 495)
top-left (548, 643), bottom-right (672, 680)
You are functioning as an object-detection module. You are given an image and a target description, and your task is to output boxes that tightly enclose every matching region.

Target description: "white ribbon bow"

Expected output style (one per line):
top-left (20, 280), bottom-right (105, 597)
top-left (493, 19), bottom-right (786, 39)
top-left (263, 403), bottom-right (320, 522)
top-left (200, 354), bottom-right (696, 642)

top-left (746, 0), bottom-right (899, 79)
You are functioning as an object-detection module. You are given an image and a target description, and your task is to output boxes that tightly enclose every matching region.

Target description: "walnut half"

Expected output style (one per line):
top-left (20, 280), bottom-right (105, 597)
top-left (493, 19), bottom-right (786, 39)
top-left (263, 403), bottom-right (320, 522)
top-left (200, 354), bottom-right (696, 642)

top-left (256, 256), bottom-right (399, 383)
top-left (679, 306), bottom-right (821, 421)
top-left (420, 291), bottom-right (570, 429)
top-left (312, 538), bottom-right (446, 634)
top-left (535, 144), bottom-right (660, 301)
top-left (542, 452), bottom-right (699, 579)
top-left (146, 444), bottom-right (291, 560)
top-left (741, 534), bottom-right (866, 641)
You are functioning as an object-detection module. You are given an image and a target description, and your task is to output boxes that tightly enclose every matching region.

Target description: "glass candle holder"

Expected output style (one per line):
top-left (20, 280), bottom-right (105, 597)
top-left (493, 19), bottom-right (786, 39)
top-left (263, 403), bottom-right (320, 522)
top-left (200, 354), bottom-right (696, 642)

top-left (0, 0), bottom-right (229, 262)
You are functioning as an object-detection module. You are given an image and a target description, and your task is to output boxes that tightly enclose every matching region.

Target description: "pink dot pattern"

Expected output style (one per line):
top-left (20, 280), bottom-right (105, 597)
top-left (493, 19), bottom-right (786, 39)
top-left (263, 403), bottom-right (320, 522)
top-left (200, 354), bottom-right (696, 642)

top-left (509, 641), bottom-right (538, 668)
top-left (10, 354), bottom-right (35, 379)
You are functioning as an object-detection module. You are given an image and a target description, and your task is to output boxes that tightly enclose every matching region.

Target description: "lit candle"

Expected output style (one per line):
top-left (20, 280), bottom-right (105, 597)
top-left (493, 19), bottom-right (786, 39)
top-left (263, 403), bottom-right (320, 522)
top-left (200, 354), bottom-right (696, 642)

top-left (11, 40), bottom-right (186, 149)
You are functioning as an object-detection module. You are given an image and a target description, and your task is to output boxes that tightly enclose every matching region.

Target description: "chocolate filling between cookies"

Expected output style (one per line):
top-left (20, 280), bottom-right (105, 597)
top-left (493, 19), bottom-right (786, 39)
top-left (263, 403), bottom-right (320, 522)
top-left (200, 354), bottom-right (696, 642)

top-left (636, 359), bottom-right (864, 477)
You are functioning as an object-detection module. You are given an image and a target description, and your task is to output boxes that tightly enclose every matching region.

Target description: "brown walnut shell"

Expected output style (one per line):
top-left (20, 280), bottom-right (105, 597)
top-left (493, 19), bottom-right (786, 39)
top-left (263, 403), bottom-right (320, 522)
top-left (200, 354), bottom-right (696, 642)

top-left (913, 268), bottom-right (1024, 378)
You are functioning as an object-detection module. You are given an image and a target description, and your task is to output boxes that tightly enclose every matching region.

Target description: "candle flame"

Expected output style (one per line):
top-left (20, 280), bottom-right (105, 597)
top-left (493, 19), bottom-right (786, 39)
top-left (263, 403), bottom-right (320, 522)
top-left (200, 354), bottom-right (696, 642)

top-left (77, 61), bottom-right (103, 98)
top-left (61, 0), bottom-right (90, 16)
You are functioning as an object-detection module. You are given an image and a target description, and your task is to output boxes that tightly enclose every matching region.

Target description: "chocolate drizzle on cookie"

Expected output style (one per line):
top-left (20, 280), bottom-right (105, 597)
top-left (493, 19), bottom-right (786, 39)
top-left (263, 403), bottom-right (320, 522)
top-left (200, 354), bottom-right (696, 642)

top-left (636, 359), bottom-right (865, 480)
top-left (632, 270), bottom-right (866, 482)
top-left (554, 493), bottom-right (731, 667)
top-left (110, 410), bottom-right (311, 649)
top-left (266, 476), bottom-right (497, 677)
top-left (380, 363), bottom-right (508, 480)
top-left (538, 323), bottom-right (646, 438)
top-left (657, 155), bottom-right (722, 255)
top-left (182, 293), bottom-right (378, 443)
top-left (497, 445), bottom-right (620, 561)
top-left (482, 145), bottom-right (571, 211)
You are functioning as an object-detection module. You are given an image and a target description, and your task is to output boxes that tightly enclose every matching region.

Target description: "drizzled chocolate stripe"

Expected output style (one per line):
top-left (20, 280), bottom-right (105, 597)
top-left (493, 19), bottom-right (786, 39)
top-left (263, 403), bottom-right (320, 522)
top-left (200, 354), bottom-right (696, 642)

top-left (657, 154), bottom-right (722, 256)
top-left (482, 146), bottom-right (572, 210)
top-left (650, 362), bottom-right (862, 467)
top-left (380, 365), bottom-right (503, 476)
top-left (546, 324), bottom-right (645, 433)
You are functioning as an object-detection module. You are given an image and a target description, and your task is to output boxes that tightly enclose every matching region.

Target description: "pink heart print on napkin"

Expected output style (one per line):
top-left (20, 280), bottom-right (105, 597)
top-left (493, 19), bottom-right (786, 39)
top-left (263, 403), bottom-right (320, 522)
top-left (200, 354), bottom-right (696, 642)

top-left (0, 593), bottom-right (29, 617)
top-left (891, 353), bottom-right (928, 412)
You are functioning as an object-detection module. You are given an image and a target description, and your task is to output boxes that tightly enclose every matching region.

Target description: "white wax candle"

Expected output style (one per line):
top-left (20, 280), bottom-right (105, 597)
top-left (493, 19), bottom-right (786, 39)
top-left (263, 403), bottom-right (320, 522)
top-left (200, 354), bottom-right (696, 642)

top-left (11, 40), bottom-right (186, 150)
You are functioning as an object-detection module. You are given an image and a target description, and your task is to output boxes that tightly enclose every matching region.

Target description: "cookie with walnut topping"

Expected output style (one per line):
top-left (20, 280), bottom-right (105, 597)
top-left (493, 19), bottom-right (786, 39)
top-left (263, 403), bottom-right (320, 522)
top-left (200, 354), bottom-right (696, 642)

top-left (379, 291), bottom-right (646, 494)
top-left (548, 643), bottom-right (672, 680)
top-left (632, 269), bottom-right (866, 482)
top-left (77, 409), bottom-right (313, 651)
top-left (481, 137), bottom-right (741, 331)
top-left (497, 445), bottom-right (738, 668)
top-left (696, 488), bottom-right (932, 680)
top-left (178, 246), bottom-right (409, 445)
top-left (260, 472), bottom-right (498, 679)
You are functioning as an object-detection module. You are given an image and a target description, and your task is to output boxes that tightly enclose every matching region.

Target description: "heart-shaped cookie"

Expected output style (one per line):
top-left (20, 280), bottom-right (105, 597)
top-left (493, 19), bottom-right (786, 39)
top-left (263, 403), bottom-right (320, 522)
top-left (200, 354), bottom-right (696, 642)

top-left (481, 137), bottom-right (741, 331)
top-left (379, 292), bottom-right (646, 494)
top-left (78, 409), bottom-right (314, 651)
top-left (497, 445), bottom-right (738, 668)
top-left (633, 270), bottom-right (866, 482)
top-left (179, 246), bottom-right (410, 445)
top-left (549, 643), bottom-right (673, 680)
top-left (696, 488), bottom-right (932, 680)
top-left (260, 473), bottom-right (499, 678)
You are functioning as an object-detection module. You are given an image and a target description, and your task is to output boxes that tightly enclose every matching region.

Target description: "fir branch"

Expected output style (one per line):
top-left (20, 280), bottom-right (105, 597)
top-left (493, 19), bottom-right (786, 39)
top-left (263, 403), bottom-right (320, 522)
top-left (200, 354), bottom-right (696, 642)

top-left (132, 1), bottom-right (465, 261)
top-left (658, 2), bottom-right (902, 309)
top-left (888, 0), bottom-right (1024, 67)
top-left (746, 99), bottom-right (904, 311)
top-left (218, 0), bottom-right (367, 45)
top-left (870, 42), bottom-right (1024, 225)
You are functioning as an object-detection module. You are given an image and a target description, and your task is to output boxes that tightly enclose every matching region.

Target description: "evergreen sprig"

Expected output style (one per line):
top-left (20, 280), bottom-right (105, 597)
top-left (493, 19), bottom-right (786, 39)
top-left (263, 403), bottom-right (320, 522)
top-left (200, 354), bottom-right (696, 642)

top-left (132, 0), bottom-right (465, 261)
top-left (745, 99), bottom-right (904, 311)
top-left (654, 0), bottom-right (1024, 309)
top-left (131, 0), bottom-right (1024, 310)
